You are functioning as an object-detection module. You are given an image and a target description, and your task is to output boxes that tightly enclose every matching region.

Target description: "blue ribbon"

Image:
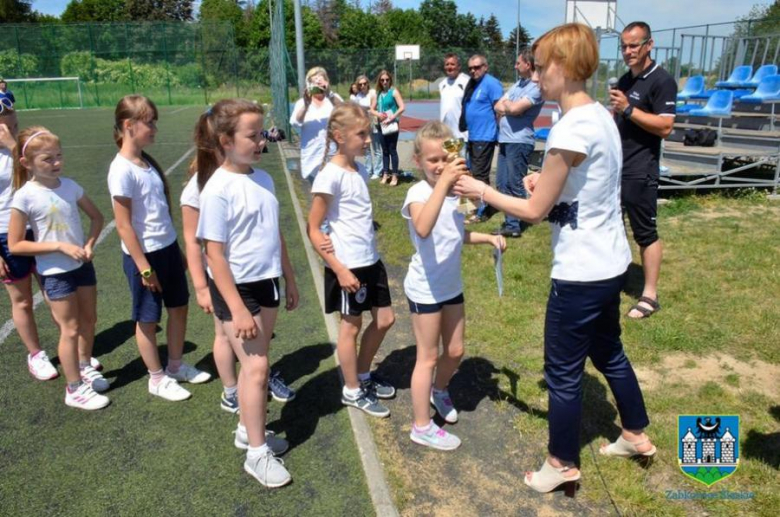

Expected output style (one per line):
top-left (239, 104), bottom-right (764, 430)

top-left (547, 200), bottom-right (579, 229)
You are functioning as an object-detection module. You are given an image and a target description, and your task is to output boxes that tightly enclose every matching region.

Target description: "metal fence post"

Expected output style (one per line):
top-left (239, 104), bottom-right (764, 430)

top-left (162, 23), bottom-right (173, 105)
top-left (87, 24), bottom-right (100, 106)
top-left (13, 26), bottom-right (30, 109)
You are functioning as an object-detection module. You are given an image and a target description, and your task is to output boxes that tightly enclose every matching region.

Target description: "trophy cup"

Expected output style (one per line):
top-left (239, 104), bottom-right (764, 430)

top-left (442, 138), bottom-right (474, 214)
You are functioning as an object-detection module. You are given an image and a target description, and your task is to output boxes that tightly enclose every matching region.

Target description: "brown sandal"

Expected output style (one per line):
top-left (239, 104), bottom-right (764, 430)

top-left (627, 296), bottom-right (660, 319)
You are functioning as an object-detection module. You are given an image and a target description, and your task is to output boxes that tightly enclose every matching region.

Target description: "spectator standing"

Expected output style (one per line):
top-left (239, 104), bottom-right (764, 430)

top-left (352, 75), bottom-right (383, 179)
top-left (439, 53), bottom-right (470, 141)
top-left (370, 70), bottom-right (405, 187)
top-left (460, 55), bottom-right (503, 224)
top-left (289, 67), bottom-right (343, 185)
top-left (610, 21), bottom-right (676, 319)
top-left (0, 80), bottom-right (15, 104)
top-left (493, 48), bottom-right (544, 238)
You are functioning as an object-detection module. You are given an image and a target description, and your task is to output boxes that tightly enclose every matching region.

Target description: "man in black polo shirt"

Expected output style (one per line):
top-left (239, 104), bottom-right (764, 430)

top-left (610, 21), bottom-right (676, 319)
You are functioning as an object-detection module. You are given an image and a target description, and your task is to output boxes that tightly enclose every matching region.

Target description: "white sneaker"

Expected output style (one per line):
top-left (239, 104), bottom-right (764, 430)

top-left (28, 351), bottom-right (58, 380)
top-left (165, 362), bottom-right (211, 384)
top-left (234, 425), bottom-right (289, 455)
top-left (244, 448), bottom-right (292, 488)
top-left (65, 383), bottom-right (110, 410)
top-left (90, 357), bottom-right (103, 371)
top-left (148, 375), bottom-right (191, 401)
top-left (81, 365), bottom-right (110, 393)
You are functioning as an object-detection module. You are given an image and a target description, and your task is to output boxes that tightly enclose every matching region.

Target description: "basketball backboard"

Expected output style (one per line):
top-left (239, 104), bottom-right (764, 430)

top-left (395, 45), bottom-right (420, 61)
top-left (565, 0), bottom-right (617, 31)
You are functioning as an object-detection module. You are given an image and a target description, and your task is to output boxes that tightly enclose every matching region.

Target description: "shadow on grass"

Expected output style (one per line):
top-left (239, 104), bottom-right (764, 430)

top-left (92, 320), bottom-right (138, 359)
top-left (102, 339), bottom-right (199, 391)
top-left (742, 405), bottom-right (780, 469)
top-left (278, 365), bottom-right (345, 452)
top-left (272, 342), bottom-right (334, 385)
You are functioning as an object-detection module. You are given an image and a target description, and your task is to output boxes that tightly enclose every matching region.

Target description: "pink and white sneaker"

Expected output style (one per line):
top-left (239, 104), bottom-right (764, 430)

top-left (28, 351), bottom-right (58, 381)
top-left (90, 357), bottom-right (103, 371)
top-left (65, 383), bottom-right (110, 410)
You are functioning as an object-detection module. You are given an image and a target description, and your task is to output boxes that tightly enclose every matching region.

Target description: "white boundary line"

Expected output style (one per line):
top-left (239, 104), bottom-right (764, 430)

top-left (0, 146), bottom-right (196, 346)
top-left (168, 106), bottom-right (190, 115)
top-left (278, 143), bottom-right (399, 517)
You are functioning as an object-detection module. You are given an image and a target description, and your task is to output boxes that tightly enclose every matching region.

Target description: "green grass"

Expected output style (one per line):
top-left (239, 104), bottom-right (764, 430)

top-left (368, 173), bottom-right (780, 516)
top-left (0, 108), bottom-right (372, 515)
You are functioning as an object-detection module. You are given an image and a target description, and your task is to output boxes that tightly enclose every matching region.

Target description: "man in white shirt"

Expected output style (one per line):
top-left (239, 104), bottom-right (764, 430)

top-left (439, 53), bottom-right (470, 141)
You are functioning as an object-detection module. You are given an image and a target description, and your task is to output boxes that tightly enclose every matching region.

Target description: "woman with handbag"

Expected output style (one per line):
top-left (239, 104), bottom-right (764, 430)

top-left (370, 70), bottom-right (405, 186)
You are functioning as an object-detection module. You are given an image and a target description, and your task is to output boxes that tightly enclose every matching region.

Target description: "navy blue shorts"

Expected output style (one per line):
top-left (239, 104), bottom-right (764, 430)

top-left (122, 242), bottom-right (189, 323)
top-left (42, 262), bottom-right (97, 300)
top-left (209, 276), bottom-right (281, 322)
top-left (407, 293), bottom-right (464, 314)
top-left (0, 230), bottom-right (36, 284)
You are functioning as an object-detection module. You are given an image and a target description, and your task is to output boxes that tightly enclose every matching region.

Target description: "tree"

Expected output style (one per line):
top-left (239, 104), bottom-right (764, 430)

top-left (381, 8), bottom-right (433, 47)
top-left (482, 14), bottom-right (503, 49)
top-left (0, 0), bottom-right (34, 22)
top-left (506, 25), bottom-right (531, 52)
top-left (199, 0), bottom-right (252, 46)
top-left (125, 0), bottom-right (194, 21)
top-left (61, 0), bottom-right (127, 22)
top-left (370, 0), bottom-right (392, 15)
top-left (246, 0), bottom-right (326, 50)
top-left (338, 6), bottom-right (382, 48)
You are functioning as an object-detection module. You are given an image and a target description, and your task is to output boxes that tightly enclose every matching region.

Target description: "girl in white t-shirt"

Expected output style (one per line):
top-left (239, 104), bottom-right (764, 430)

top-left (108, 95), bottom-right (210, 403)
top-left (8, 126), bottom-right (109, 410)
top-left (196, 99), bottom-right (298, 488)
top-left (454, 23), bottom-right (654, 495)
top-left (308, 103), bottom-right (396, 419)
top-left (404, 122), bottom-right (506, 450)
top-left (0, 100), bottom-right (61, 380)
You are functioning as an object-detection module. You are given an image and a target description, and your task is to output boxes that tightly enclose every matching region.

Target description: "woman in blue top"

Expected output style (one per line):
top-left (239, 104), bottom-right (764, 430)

top-left (370, 70), bottom-right (405, 186)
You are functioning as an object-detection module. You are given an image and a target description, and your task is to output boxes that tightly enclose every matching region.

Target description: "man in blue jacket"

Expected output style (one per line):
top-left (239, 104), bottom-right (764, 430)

top-left (460, 55), bottom-right (504, 223)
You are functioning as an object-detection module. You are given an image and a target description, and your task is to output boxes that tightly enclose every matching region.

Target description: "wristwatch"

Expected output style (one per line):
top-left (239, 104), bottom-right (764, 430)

top-left (623, 105), bottom-right (634, 120)
top-left (140, 268), bottom-right (154, 279)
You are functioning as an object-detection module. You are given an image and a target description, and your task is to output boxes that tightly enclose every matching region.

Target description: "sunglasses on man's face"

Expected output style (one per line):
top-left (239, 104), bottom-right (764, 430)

top-left (468, 64), bottom-right (485, 71)
top-left (0, 96), bottom-right (14, 114)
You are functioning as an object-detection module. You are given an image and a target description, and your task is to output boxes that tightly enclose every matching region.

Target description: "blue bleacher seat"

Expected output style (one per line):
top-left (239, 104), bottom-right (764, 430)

top-left (732, 89), bottom-right (755, 99)
top-left (737, 64), bottom-right (778, 88)
top-left (677, 75), bottom-right (705, 100)
top-left (534, 128), bottom-right (551, 141)
top-left (676, 103), bottom-right (700, 114)
top-left (739, 74), bottom-right (780, 103)
top-left (689, 90), bottom-right (734, 118)
top-left (715, 65), bottom-right (753, 88)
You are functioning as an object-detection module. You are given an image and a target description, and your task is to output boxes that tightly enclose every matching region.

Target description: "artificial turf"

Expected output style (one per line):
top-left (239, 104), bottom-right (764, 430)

top-left (0, 107), bottom-right (373, 515)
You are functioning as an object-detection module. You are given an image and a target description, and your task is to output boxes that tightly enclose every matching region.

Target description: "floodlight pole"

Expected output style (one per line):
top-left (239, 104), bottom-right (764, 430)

top-left (515, 0), bottom-right (520, 81)
top-left (293, 0), bottom-right (306, 94)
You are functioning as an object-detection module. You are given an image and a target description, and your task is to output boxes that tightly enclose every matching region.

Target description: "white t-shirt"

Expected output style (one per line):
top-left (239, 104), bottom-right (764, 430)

top-left (544, 102), bottom-right (632, 281)
top-left (289, 95), bottom-right (342, 180)
top-left (11, 178), bottom-right (86, 275)
top-left (439, 73), bottom-right (470, 141)
top-left (353, 89), bottom-right (379, 134)
top-left (311, 161), bottom-right (379, 270)
top-left (402, 181), bottom-right (465, 304)
top-left (107, 154), bottom-right (177, 254)
top-left (180, 174), bottom-right (199, 209)
top-left (0, 148), bottom-right (14, 234)
top-left (196, 167), bottom-right (282, 284)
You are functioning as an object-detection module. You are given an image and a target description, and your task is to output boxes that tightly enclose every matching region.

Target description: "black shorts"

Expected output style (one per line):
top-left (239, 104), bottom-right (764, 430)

top-left (324, 260), bottom-right (392, 316)
top-left (209, 276), bottom-right (281, 322)
top-left (407, 293), bottom-right (464, 314)
top-left (621, 176), bottom-right (659, 248)
top-left (467, 140), bottom-right (496, 184)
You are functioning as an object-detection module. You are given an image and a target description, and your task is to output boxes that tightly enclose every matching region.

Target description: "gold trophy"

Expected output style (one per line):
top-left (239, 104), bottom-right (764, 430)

top-left (442, 138), bottom-right (474, 214)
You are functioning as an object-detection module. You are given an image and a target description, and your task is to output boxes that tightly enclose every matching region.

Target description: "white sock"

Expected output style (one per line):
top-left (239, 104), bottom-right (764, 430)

top-left (237, 423), bottom-right (247, 434)
top-left (357, 372), bottom-right (371, 382)
top-left (224, 385), bottom-right (238, 397)
top-left (247, 443), bottom-right (269, 459)
top-left (343, 385), bottom-right (361, 400)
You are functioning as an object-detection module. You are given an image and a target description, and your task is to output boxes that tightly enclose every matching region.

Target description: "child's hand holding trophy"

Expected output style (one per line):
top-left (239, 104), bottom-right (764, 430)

top-left (442, 138), bottom-right (473, 212)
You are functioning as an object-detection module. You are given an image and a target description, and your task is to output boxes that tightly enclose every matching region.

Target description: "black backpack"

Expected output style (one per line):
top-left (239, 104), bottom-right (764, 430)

top-left (683, 128), bottom-right (717, 147)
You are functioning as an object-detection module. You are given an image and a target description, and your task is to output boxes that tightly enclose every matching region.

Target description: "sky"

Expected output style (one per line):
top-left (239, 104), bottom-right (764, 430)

top-left (34, 0), bottom-right (762, 40)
